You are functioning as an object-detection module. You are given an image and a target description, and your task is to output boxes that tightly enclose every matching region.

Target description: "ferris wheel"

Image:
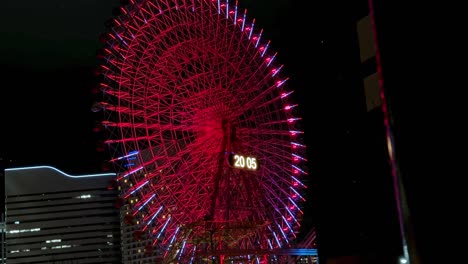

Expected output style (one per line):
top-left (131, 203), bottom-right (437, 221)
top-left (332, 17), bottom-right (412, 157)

top-left (94, 0), bottom-right (308, 262)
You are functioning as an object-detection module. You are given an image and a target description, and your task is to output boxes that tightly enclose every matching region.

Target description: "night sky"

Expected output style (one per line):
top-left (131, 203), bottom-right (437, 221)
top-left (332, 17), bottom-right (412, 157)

top-left (1, 0), bottom-right (335, 174)
top-left (2, 0), bottom-right (402, 260)
top-left (1, 0), bottom-right (370, 171)
top-left (0, 0), bottom-right (372, 169)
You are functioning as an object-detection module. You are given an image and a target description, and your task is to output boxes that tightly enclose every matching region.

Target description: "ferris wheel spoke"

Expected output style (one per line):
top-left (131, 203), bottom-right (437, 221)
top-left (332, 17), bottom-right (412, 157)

top-left (236, 126), bottom-right (302, 138)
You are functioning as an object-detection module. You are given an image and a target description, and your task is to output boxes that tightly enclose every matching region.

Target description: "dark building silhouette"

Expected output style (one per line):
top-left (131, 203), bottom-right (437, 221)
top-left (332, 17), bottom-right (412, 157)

top-left (298, 0), bottom-right (422, 263)
top-left (366, 1), bottom-right (427, 263)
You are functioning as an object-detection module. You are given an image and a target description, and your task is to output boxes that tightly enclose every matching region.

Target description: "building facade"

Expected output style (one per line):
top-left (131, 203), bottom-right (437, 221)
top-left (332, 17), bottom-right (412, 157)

top-left (119, 204), bottom-right (163, 264)
top-left (4, 166), bottom-right (122, 263)
top-left (1, 158), bottom-right (5, 264)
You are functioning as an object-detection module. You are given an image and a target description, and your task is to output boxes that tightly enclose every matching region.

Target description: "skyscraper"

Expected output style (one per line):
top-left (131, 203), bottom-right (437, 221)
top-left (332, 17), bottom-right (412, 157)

top-left (4, 166), bottom-right (122, 263)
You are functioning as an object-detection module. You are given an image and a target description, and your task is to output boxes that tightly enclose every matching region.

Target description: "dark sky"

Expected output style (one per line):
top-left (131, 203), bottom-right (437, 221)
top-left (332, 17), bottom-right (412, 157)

top-left (1, 0), bottom-right (122, 173)
top-left (1, 0), bottom-right (340, 174)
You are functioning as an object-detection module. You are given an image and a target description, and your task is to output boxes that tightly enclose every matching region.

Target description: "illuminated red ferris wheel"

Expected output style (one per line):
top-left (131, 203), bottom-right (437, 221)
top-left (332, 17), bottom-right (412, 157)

top-left (94, 0), bottom-right (308, 262)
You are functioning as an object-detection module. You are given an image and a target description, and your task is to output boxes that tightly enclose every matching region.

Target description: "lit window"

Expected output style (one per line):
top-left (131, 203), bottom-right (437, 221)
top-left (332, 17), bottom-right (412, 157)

top-left (8, 227), bottom-right (40, 233)
top-left (46, 239), bottom-right (61, 243)
top-left (76, 194), bottom-right (92, 199)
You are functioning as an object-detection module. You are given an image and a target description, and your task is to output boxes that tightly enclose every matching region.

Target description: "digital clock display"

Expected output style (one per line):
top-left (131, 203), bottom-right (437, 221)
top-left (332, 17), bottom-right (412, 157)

top-left (229, 153), bottom-right (258, 170)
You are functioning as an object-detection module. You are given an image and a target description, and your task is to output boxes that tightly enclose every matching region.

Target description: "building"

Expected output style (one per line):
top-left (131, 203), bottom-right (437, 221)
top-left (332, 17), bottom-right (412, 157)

top-left (364, 1), bottom-right (424, 263)
top-left (119, 203), bottom-right (163, 263)
top-left (4, 166), bottom-right (122, 263)
top-left (356, 14), bottom-right (381, 113)
top-left (295, 0), bottom-right (409, 263)
top-left (1, 157), bottom-right (5, 264)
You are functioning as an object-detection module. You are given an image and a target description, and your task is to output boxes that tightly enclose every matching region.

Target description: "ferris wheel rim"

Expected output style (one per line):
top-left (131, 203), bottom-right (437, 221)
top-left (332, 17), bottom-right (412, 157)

top-left (96, 0), bottom-right (308, 261)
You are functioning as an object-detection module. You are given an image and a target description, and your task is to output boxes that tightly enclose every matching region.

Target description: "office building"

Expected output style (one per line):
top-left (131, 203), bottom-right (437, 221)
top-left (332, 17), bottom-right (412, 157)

top-left (4, 166), bottom-right (122, 263)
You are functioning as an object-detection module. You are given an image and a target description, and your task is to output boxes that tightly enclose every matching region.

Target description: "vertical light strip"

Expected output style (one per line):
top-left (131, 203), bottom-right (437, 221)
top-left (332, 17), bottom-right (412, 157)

top-left (249, 19), bottom-right (255, 39)
top-left (241, 9), bottom-right (247, 30)
top-left (226, 0), bottom-right (229, 19)
top-left (233, 1), bottom-right (238, 25)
